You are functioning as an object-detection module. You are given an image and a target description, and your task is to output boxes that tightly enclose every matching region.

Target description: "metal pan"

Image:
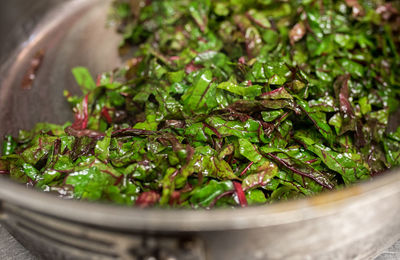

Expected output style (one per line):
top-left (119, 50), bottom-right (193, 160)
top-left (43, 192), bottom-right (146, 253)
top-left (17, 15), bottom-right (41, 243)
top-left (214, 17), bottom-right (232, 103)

top-left (0, 0), bottom-right (399, 259)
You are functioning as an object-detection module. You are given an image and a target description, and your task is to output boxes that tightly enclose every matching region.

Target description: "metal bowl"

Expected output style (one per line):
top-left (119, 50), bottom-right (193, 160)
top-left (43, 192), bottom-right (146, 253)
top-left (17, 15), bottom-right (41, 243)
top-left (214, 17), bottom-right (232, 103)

top-left (1, 1), bottom-right (400, 259)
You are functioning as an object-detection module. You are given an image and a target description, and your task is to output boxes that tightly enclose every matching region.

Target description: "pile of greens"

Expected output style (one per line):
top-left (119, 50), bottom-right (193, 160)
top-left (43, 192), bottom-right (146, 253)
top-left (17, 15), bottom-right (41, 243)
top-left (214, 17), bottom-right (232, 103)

top-left (1, 0), bottom-right (400, 208)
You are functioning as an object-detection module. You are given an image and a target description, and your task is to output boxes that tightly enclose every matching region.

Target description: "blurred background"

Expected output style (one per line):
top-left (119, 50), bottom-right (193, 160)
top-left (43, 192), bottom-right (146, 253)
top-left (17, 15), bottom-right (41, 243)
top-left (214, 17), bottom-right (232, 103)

top-left (0, 0), bottom-right (63, 65)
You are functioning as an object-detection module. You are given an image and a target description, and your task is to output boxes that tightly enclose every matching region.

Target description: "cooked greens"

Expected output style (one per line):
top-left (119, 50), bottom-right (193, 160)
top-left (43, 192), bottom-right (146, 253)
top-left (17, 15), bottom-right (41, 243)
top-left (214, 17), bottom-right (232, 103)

top-left (1, 0), bottom-right (400, 208)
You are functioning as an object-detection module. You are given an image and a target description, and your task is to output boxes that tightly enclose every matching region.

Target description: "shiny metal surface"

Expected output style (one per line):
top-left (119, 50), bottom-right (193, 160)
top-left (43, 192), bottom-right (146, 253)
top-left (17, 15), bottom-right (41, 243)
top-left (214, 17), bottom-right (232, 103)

top-left (0, 0), bottom-right (122, 138)
top-left (0, 0), bottom-right (400, 259)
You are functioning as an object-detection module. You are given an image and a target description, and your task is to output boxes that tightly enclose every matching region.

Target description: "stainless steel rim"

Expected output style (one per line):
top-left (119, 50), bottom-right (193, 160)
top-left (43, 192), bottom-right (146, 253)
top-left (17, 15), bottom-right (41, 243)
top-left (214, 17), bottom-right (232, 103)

top-left (0, 170), bottom-right (399, 232)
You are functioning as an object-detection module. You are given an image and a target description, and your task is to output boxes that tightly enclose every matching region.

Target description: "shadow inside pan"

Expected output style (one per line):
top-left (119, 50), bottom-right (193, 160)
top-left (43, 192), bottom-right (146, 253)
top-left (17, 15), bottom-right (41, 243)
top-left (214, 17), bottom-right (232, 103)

top-left (0, 0), bottom-right (122, 138)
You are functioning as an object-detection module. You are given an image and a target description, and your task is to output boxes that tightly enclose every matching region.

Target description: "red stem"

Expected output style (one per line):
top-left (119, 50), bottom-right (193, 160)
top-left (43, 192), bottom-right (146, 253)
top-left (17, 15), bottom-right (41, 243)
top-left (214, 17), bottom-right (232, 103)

top-left (101, 107), bottom-right (113, 124)
top-left (209, 190), bottom-right (234, 208)
top-left (306, 158), bottom-right (318, 164)
top-left (233, 181), bottom-right (248, 207)
top-left (240, 161), bottom-right (254, 176)
top-left (202, 122), bottom-right (222, 139)
top-left (261, 87), bottom-right (285, 97)
top-left (113, 175), bottom-right (124, 186)
top-left (96, 74), bottom-right (101, 86)
top-left (82, 94), bottom-right (89, 129)
top-left (266, 153), bottom-right (333, 190)
top-left (72, 94), bottom-right (89, 130)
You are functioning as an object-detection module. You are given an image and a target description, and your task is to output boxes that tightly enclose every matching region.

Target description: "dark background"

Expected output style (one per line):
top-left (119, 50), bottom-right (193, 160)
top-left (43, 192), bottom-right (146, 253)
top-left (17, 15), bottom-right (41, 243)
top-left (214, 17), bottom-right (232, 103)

top-left (0, 0), bottom-right (63, 65)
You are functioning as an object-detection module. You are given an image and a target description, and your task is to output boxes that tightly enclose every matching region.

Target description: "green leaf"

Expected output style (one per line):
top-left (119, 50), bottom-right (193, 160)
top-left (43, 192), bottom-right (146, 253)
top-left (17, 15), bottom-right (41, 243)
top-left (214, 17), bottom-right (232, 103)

top-left (261, 30), bottom-right (279, 51)
top-left (218, 144), bottom-right (234, 160)
top-left (339, 59), bottom-right (364, 78)
top-left (238, 138), bottom-right (262, 162)
top-left (328, 113), bottom-right (342, 135)
top-left (148, 59), bottom-right (167, 79)
top-left (205, 116), bottom-right (261, 142)
top-left (242, 159), bottom-right (278, 190)
top-left (190, 180), bottom-right (233, 208)
top-left (217, 80), bottom-right (262, 97)
top-left (181, 154), bottom-right (239, 181)
top-left (133, 114), bottom-right (159, 131)
top-left (0, 159), bottom-right (9, 172)
top-left (167, 70), bottom-right (186, 84)
top-left (245, 189), bottom-right (267, 204)
top-left (296, 98), bottom-right (335, 144)
top-left (22, 163), bottom-right (41, 181)
top-left (72, 67), bottom-right (96, 93)
top-left (189, 0), bottom-right (210, 33)
top-left (369, 109), bottom-right (389, 125)
top-left (261, 110), bottom-right (284, 122)
top-left (260, 87), bottom-right (293, 100)
top-left (182, 69), bottom-right (216, 114)
top-left (95, 128), bottom-right (112, 162)
top-left (383, 138), bottom-right (400, 167)
top-left (388, 126), bottom-right (400, 143)
top-left (160, 167), bottom-right (179, 205)
top-left (262, 147), bottom-right (334, 190)
top-left (248, 62), bottom-right (291, 85)
top-left (308, 96), bottom-right (336, 112)
top-left (2, 135), bottom-right (17, 156)
top-left (21, 135), bottom-right (56, 165)
top-left (264, 62), bottom-right (291, 85)
top-left (247, 9), bottom-right (271, 28)
top-left (66, 161), bottom-right (121, 200)
top-left (294, 132), bottom-right (370, 184)
top-left (213, 2), bottom-right (229, 16)
top-left (359, 96), bottom-right (372, 115)
top-left (109, 138), bottom-right (146, 167)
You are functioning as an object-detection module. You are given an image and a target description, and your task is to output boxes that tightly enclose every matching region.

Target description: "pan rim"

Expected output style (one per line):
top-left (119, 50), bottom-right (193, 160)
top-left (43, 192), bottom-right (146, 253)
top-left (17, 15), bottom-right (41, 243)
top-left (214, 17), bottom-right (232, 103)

top-left (0, 170), bottom-right (399, 232)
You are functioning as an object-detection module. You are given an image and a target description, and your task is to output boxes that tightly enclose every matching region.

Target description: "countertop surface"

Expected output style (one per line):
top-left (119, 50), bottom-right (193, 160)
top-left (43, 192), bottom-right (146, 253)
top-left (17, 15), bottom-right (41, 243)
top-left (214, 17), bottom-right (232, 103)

top-left (0, 224), bottom-right (399, 260)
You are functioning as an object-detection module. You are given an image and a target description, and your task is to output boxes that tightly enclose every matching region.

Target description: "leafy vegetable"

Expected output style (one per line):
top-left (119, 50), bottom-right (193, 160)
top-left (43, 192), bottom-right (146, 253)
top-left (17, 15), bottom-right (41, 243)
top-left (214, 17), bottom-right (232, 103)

top-left (1, 0), bottom-right (400, 208)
